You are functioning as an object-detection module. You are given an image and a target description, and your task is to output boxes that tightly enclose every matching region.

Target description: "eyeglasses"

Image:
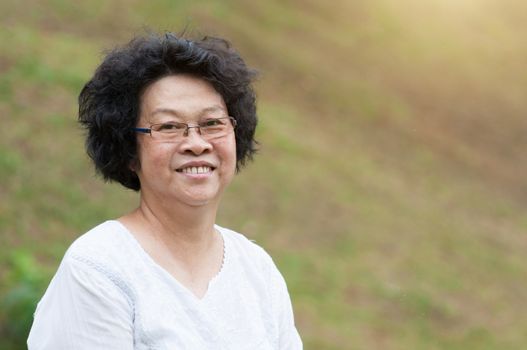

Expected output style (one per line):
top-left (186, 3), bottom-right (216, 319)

top-left (134, 117), bottom-right (237, 141)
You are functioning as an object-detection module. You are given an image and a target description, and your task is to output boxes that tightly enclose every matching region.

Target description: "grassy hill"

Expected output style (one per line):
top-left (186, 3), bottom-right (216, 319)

top-left (1, 0), bottom-right (526, 349)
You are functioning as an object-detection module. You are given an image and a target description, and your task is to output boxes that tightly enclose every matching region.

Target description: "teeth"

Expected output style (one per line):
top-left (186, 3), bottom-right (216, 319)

top-left (181, 166), bottom-right (211, 174)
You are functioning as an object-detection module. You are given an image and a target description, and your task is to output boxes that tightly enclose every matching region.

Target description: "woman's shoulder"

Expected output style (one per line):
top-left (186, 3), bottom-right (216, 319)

top-left (216, 225), bottom-right (266, 251)
top-left (216, 225), bottom-right (277, 271)
top-left (67, 220), bottom-right (128, 252)
top-left (63, 220), bottom-right (137, 272)
top-left (42, 221), bottom-right (141, 305)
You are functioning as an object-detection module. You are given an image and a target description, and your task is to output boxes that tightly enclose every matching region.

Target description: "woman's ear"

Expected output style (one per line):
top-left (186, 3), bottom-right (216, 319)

top-left (129, 157), bottom-right (139, 172)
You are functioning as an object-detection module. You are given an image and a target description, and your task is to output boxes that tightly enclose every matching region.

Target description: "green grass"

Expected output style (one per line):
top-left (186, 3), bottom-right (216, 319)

top-left (1, 0), bottom-right (527, 349)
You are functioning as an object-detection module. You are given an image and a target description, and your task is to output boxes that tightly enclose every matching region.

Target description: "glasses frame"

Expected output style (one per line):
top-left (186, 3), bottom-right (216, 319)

top-left (133, 116), bottom-right (237, 140)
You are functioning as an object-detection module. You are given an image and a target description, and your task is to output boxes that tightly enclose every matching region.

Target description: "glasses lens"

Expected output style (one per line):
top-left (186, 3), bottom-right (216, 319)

top-left (151, 122), bottom-right (186, 139)
top-left (201, 118), bottom-right (227, 134)
top-left (200, 118), bottom-right (235, 139)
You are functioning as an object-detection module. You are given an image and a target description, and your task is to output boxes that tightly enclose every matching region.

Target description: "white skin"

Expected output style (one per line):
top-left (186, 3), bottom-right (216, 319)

top-left (119, 74), bottom-right (237, 299)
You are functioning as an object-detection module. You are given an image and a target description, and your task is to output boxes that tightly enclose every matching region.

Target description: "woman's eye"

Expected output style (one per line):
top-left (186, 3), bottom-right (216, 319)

top-left (158, 123), bottom-right (184, 130)
top-left (203, 119), bottom-right (224, 127)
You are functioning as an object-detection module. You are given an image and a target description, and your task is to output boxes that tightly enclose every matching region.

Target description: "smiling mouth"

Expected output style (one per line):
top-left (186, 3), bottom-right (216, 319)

top-left (176, 166), bottom-right (215, 174)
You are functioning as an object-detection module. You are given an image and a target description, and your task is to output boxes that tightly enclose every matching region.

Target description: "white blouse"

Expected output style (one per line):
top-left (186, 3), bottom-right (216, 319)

top-left (27, 220), bottom-right (302, 349)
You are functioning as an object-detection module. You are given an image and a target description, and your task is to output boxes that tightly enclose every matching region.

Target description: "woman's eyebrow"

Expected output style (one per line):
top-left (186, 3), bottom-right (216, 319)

top-left (150, 108), bottom-right (180, 117)
top-left (200, 106), bottom-right (227, 114)
top-left (151, 105), bottom-right (227, 118)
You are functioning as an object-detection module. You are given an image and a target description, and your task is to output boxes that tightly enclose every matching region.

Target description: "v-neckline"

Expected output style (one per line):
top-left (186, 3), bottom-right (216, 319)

top-left (111, 220), bottom-right (228, 303)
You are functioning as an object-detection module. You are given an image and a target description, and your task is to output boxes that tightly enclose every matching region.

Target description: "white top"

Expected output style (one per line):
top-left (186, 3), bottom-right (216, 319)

top-left (27, 220), bottom-right (302, 349)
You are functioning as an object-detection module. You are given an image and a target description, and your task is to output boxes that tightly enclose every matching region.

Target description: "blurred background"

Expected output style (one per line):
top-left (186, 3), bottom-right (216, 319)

top-left (1, 0), bottom-right (526, 349)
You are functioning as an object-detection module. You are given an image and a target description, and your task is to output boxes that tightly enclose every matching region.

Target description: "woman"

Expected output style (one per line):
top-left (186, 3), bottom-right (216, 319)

top-left (28, 33), bottom-right (302, 349)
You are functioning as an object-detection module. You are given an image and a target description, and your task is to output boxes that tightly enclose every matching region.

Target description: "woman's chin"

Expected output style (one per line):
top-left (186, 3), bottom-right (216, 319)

top-left (175, 190), bottom-right (222, 208)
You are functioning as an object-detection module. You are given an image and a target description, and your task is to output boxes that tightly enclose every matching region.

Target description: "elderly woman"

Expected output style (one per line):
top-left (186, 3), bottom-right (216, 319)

top-left (28, 33), bottom-right (302, 349)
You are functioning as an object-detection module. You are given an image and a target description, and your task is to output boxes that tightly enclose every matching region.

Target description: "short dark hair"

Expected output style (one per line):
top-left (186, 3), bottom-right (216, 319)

top-left (78, 33), bottom-right (258, 191)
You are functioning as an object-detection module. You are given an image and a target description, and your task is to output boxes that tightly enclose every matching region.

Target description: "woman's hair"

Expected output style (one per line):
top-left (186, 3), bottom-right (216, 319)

top-left (78, 32), bottom-right (258, 191)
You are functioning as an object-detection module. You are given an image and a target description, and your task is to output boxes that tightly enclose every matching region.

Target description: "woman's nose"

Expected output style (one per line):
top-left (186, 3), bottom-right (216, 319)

top-left (179, 127), bottom-right (213, 155)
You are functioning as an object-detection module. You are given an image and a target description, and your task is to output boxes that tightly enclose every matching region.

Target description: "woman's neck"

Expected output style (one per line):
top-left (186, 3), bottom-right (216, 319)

top-left (118, 194), bottom-right (225, 299)
top-left (119, 193), bottom-right (221, 263)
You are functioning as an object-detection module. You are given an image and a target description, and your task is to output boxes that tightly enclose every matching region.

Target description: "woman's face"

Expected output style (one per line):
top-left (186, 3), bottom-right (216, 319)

top-left (134, 74), bottom-right (237, 208)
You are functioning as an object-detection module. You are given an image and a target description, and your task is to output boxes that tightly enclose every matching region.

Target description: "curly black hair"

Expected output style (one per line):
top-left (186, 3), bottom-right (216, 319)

top-left (78, 33), bottom-right (258, 191)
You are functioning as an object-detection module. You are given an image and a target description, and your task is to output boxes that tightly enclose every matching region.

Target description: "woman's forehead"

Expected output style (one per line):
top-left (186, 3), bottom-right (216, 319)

top-left (141, 75), bottom-right (224, 103)
top-left (139, 75), bottom-right (227, 121)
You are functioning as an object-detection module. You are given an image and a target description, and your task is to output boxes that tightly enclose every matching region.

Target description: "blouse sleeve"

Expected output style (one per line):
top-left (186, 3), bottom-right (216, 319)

top-left (269, 259), bottom-right (303, 350)
top-left (27, 255), bottom-right (134, 350)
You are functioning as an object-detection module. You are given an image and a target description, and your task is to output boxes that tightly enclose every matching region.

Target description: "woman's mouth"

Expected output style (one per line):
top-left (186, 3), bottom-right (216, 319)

top-left (176, 166), bottom-right (214, 174)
